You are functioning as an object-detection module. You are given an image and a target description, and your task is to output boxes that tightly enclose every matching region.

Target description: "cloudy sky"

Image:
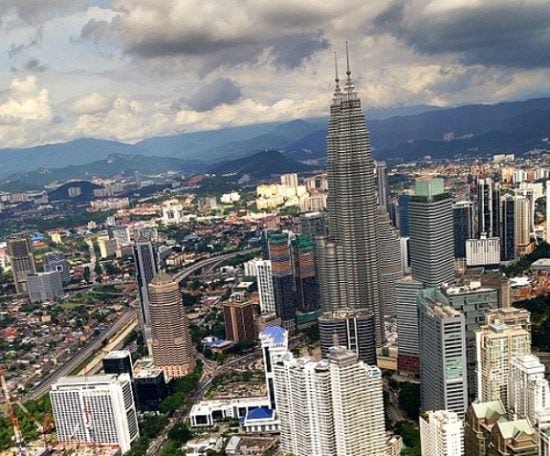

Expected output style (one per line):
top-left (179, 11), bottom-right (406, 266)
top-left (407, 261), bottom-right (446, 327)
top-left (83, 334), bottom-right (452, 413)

top-left (0, 0), bottom-right (549, 148)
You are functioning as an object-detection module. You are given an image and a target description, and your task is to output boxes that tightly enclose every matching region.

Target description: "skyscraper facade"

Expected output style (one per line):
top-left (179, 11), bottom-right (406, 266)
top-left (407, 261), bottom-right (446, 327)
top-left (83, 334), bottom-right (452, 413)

top-left (133, 238), bottom-right (157, 329)
top-left (418, 288), bottom-right (468, 418)
top-left (50, 374), bottom-right (139, 454)
top-left (396, 277), bottom-right (424, 375)
top-left (316, 50), bottom-right (385, 352)
top-left (453, 200), bottom-right (475, 259)
top-left (253, 259), bottom-right (276, 315)
top-left (148, 271), bottom-right (195, 378)
top-left (223, 300), bottom-right (256, 342)
top-left (409, 178), bottom-right (455, 288)
top-left (43, 252), bottom-right (71, 284)
top-left (259, 325), bottom-right (288, 410)
top-left (267, 232), bottom-right (296, 323)
top-left (420, 410), bottom-right (464, 456)
top-left (398, 192), bottom-right (411, 237)
top-left (376, 160), bottom-right (389, 210)
top-left (376, 208), bottom-right (402, 315)
top-left (291, 235), bottom-right (320, 313)
top-left (500, 194), bottom-right (516, 261)
top-left (476, 177), bottom-right (500, 238)
top-left (7, 236), bottom-right (36, 294)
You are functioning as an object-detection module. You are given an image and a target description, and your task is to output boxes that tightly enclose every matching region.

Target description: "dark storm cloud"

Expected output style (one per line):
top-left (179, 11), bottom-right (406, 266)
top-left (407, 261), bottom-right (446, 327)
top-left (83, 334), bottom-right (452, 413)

top-left (182, 78), bottom-right (242, 112)
top-left (373, 1), bottom-right (550, 69)
top-left (79, 19), bottom-right (110, 44)
top-left (23, 58), bottom-right (48, 72)
top-left (0, 0), bottom-right (87, 26)
top-left (270, 32), bottom-right (330, 69)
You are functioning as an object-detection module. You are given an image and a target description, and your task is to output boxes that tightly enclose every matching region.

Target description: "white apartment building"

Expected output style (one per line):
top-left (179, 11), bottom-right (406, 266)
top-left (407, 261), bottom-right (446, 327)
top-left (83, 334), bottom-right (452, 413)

top-left (273, 346), bottom-right (386, 456)
top-left (476, 322), bottom-right (531, 407)
top-left (254, 259), bottom-right (276, 315)
top-left (50, 374), bottom-right (139, 454)
top-left (420, 410), bottom-right (464, 456)
top-left (259, 325), bottom-right (288, 410)
top-left (465, 236), bottom-right (501, 266)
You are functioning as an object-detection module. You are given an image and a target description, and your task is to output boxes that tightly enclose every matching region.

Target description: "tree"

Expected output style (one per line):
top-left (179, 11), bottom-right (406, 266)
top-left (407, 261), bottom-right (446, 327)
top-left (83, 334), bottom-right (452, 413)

top-left (83, 266), bottom-right (91, 283)
top-left (167, 422), bottom-right (193, 444)
top-left (159, 393), bottom-right (185, 415)
top-left (94, 262), bottom-right (103, 276)
top-left (399, 382), bottom-right (421, 420)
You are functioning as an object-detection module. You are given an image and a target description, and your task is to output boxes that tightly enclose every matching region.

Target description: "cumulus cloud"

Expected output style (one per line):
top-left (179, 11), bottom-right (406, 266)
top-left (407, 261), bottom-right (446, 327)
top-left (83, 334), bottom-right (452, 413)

top-left (79, 18), bottom-right (111, 43)
top-left (0, 0), bottom-right (88, 27)
top-left (68, 92), bottom-right (113, 115)
top-left (373, 0), bottom-right (550, 69)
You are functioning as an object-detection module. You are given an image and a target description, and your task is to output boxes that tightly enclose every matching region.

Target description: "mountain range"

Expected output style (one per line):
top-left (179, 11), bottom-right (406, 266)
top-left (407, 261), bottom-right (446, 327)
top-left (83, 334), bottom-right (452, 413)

top-left (1, 97), bottom-right (549, 187)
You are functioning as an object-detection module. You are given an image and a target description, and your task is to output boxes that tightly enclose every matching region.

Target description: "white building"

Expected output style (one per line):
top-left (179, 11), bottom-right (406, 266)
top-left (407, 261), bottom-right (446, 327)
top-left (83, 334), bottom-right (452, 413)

top-left (254, 259), bottom-right (276, 315)
top-left (465, 236), bottom-right (501, 266)
top-left (189, 397), bottom-right (270, 427)
top-left (259, 326), bottom-right (288, 410)
top-left (273, 347), bottom-right (386, 456)
top-left (27, 270), bottom-right (64, 302)
top-left (161, 199), bottom-right (185, 224)
top-left (50, 374), bottom-right (139, 454)
top-left (420, 410), bottom-right (464, 456)
top-left (280, 173), bottom-right (298, 188)
top-left (509, 354), bottom-right (550, 426)
top-left (220, 192), bottom-right (241, 204)
top-left (476, 322), bottom-right (531, 407)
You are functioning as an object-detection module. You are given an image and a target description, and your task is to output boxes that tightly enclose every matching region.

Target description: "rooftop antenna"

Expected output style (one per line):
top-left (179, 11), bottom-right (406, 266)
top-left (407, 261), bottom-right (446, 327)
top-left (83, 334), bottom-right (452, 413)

top-left (345, 41), bottom-right (351, 80)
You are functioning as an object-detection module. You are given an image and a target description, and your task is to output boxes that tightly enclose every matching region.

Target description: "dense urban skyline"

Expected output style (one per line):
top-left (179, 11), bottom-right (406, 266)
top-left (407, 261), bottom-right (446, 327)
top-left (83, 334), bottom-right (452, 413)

top-left (0, 0), bottom-right (549, 148)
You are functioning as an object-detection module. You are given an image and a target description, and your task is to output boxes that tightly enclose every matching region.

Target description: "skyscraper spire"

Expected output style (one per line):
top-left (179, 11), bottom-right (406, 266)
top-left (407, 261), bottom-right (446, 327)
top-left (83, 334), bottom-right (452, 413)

top-left (333, 52), bottom-right (342, 98)
top-left (345, 41), bottom-right (351, 79)
top-left (344, 41), bottom-right (356, 96)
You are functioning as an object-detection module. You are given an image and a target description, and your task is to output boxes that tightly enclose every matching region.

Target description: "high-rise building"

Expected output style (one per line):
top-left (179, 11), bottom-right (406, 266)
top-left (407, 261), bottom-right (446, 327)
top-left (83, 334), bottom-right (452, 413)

top-left (148, 271), bottom-right (195, 378)
top-left (376, 160), bottom-right (389, 210)
top-left (223, 300), bottom-right (256, 342)
top-left (464, 400), bottom-right (507, 456)
top-left (465, 236), bottom-right (501, 266)
top-left (419, 410), bottom-right (464, 456)
top-left (509, 354), bottom-right (550, 426)
top-left (442, 283), bottom-right (498, 401)
top-left (133, 238), bottom-right (158, 346)
top-left (418, 288), bottom-right (468, 418)
top-left (476, 322), bottom-right (531, 407)
top-left (291, 235), bottom-right (320, 313)
top-left (252, 259), bottom-right (276, 315)
top-left (399, 236), bottom-right (411, 274)
top-left (396, 277), bottom-right (423, 375)
top-left (103, 350), bottom-right (133, 379)
top-left (409, 178), bottom-right (455, 288)
top-left (485, 306), bottom-right (531, 330)
top-left (376, 208), bottom-right (402, 315)
top-left (259, 325), bottom-right (288, 410)
top-left (50, 374), bottom-right (139, 454)
top-left (500, 195), bottom-right (516, 261)
top-left (43, 252), bottom-right (70, 284)
top-left (316, 49), bottom-right (385, 352)
top-left (477, 177), bottom-right (500, 238)
top-left (453, 200), bottom-right (475, 258)
top-left (398, 192), bottom-right (411, 237)
top-left (273, 346), bottom-right (386, 456)
top-left (7, 236), bottom-right (36, 294)
top-left (299, 212), bottom-right (326, 239)
top-left (329, 346), bottom-right (386, 456)
top-left (27, 271), bottom-right (64, 303)
top-left (514, 195), bottom-right (532, 256)
top-left (267, 232), bottom-right (296, 324)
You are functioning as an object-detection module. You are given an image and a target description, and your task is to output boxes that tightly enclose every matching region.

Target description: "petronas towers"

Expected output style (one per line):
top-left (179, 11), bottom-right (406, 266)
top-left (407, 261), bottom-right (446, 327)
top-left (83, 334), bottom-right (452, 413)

top-left (317, 48), bottom-right (399, 361)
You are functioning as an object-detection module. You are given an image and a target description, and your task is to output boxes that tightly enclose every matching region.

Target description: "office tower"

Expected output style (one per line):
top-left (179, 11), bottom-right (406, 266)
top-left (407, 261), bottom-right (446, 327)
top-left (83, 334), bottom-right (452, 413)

top-left (376, 160), bottom-right (389, 210)
top-left (27, 271), bottom-right (64, 303)
top-left (318, 311), bottom-right (377, 365)
top-left (134, 368), bottom-right (169, 412)
top-left (398, 192), bottom-right (411, 237)
top-left (399, 236), bottom-right (411, 274)
top-left (299, 212), bottom-right (326, 239)
top-left (43, 252), bottom-right (70, 284)
top-left (329, 346), bottom-right (386, 456)
top-left (514, 195), bottom-right (531, 256)
top-left (453, 201), bottom-right (475, 258)
top-left (476, 322), bottom-right (531, 407)
top-left (509, 354), bottom-right (550, 426)
top-left (133, 238), bottom-right (158, 333)
top-left (442, 283), bottom-right (498, 401)
top-left (419, 410), bottom-right (464, 456)
top-left (103, 350), bottom-right (133, 379)
top-left (376, 207), bottom-right (402, 315)
top-left (316, 50), bottom-right (385, 353)
top-left (477, 177), bottom-right (500, 237)
top-left (7, 236), bottom-right (36, 294)
top-left (418, 288), bottom-right (468, 418)
top-left (223, 300), bottom-right (256, 342)
top-left (50, 374), bottom-right (139, 454)
top-left (292, 235), bottom-right (319, 313)
top-left (252, 259), bottom-right (276, 315)
top-left (410, 178), bottom-right (455, 287)
top-left (396, 277), bottom-right (423, 375)
top-left (500, 195), bottom-right (516, 261)
top-left (148, 271), bottom-right (195, 378)
top-left (464, 400), bottom-right (538, 456)
top-left (267, 232), bottom-right (295, 324)
top-left (273, 346), bottom-right (386, 456)
top-left (259, 325), bottom-right (288, 410)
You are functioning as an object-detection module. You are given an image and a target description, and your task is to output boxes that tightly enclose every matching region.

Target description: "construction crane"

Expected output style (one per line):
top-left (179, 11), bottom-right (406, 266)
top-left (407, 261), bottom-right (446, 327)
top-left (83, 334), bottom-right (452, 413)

top-left (0, 368), bottom-right (25, 456)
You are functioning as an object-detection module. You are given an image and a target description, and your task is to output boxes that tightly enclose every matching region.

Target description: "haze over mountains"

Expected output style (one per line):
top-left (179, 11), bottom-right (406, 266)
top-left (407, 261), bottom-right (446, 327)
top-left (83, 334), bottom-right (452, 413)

top-left (1, 97), bottom-right (549, 187)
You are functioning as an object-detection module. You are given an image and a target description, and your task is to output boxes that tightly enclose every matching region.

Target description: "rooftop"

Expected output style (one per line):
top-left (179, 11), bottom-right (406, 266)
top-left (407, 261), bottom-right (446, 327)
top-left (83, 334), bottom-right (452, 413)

top-left (245, 407), bottom-right (274, 420)
top-left (471, 400), bottom-right (507, 420)
top-left (260, 325), bottom-right (287, 345)
top-left (104, 350), bottom-right (131, 360)
top-left (497, 419), bottom-right (535, 440)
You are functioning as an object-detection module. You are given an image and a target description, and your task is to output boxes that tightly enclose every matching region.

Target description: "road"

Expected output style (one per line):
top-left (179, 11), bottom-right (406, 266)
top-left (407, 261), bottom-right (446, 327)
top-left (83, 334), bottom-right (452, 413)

top-left (172, 248), bottom-right (259, 284)
top-left (25, 308), bottom-right (137, 401)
